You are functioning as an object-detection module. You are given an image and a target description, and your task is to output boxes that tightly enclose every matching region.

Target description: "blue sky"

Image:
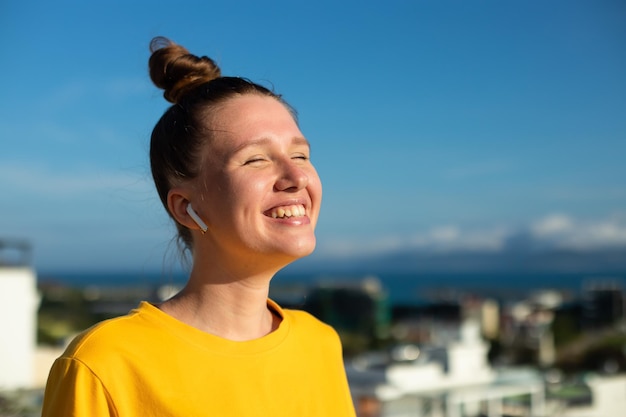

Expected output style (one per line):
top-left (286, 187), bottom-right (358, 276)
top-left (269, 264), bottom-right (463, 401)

top-left (1, 0), bottom-right (625, 273)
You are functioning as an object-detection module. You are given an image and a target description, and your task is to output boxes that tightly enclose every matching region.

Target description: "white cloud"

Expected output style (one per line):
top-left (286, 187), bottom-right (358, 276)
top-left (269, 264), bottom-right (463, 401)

top-left (318, 225), bottom-right (509, 257)
top-left (531, 213), bottom-right (626, 250)
top-left (429, 226), bottom-right (460, 242)
top-left (34, 76), bottom-right (150, 111)
top-left (531, 214), bottom-right (574, 236)
top-left (405, 226), bottom-right (508, 252)
top-left (0, 162), bottom-right (151, 197)
top-left (317, 235), bottom-right (408, 257)
top-left (319, 213), bottom-right (626, 257)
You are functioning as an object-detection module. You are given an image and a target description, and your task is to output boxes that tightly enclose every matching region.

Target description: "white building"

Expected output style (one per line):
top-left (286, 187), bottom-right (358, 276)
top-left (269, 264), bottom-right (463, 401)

top-left (0, 240), bottom-right (39, 390)
top-left (560, 375), bottom-right (626, 417)
top-left (0, 265), bottom-right (40, 389)
top-left (347, 319), bottom-right (546, 417)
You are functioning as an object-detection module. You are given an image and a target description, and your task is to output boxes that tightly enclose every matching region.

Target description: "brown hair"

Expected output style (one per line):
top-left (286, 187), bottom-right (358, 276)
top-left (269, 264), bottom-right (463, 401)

top-left (148, 37), bottom-right (294, 250)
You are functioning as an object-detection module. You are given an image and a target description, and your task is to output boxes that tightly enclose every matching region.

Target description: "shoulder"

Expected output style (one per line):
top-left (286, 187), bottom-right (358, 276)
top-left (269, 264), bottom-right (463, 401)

top-left (43, 355), bottom-right (115, 417)
top-left (270, 299), bottom-right (335, 335)
top-left (42, 309), bottom-right (149, 417)
top-left (282, 307), bottom-right (342, 344)
top-left (278, 307), bottom-right (348, 369)
top-left (284, 308), bottom-right (330, 329)
top-left (59, 302), bottom-right (156, 364)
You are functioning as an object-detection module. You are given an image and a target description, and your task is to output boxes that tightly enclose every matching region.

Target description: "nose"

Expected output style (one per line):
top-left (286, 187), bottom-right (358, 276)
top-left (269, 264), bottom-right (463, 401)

top-left (274, 159), bottom-right (309, 192)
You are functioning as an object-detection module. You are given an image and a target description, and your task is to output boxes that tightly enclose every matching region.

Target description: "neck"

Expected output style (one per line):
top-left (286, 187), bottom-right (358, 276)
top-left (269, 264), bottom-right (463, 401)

top-left (159, 265), bottom-right (281, 341)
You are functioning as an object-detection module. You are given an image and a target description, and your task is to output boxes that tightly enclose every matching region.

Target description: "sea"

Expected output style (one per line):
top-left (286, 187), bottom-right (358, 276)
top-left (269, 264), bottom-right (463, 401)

top-left (38, 270), bottom-right (626, 306)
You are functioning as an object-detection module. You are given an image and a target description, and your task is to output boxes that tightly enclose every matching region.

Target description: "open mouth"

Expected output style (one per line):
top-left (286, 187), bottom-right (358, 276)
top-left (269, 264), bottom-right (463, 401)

top-left (267, 204), bottom-right (306, 219)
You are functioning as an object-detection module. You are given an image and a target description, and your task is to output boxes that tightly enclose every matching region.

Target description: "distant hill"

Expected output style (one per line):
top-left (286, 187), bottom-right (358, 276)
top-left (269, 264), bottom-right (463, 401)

top-left (290, 247), bottom-right (626, 275)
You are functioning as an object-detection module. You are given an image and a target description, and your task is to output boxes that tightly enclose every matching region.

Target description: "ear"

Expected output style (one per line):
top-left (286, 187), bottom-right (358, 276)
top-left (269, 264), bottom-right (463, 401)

top-left (167, 188), bottom-right (206, 232)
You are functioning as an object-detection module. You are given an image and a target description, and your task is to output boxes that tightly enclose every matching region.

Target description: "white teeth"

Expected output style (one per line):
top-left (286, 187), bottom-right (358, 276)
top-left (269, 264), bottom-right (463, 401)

top-left (270, 204), bottom-right (306, 219)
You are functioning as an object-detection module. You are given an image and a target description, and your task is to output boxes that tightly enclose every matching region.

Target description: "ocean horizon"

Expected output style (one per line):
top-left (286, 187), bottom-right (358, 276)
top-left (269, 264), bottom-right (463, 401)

top-left (36, 269), bottom-right (626, 305)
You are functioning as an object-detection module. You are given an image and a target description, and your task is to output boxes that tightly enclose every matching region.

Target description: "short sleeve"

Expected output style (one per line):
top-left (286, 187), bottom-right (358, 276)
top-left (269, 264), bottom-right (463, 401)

top-left (42, 357), bottom-right (117, 417)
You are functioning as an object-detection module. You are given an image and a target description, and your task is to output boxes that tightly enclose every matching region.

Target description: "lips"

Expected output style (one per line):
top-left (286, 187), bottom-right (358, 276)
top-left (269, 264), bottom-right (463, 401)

top-left (267, 204), bottom-right (306, 219)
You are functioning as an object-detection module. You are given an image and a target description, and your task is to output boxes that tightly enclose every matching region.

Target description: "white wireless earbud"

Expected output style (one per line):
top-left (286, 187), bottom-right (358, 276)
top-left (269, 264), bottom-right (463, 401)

top-left (186, 203), bottom-right (208, 233)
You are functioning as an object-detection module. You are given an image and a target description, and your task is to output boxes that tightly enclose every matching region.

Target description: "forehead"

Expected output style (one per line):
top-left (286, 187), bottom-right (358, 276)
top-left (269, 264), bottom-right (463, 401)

top-left (210, 94), bottom-right (297, 131)
top-left (205, 94), bottom-right (304, 151)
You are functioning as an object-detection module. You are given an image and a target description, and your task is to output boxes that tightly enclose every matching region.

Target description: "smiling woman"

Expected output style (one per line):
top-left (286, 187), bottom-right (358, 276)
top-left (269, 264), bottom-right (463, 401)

top-left (41, 37), bottom-right (355, 417)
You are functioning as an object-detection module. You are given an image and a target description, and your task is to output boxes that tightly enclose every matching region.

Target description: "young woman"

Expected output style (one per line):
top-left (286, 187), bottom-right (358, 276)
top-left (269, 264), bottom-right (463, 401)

top-left (42, 37), bottom-right (356, 417)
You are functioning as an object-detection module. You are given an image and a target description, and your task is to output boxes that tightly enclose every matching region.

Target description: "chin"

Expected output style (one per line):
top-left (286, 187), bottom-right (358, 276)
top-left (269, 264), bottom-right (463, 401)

top-left (277, 238), bottom-right (316, 261)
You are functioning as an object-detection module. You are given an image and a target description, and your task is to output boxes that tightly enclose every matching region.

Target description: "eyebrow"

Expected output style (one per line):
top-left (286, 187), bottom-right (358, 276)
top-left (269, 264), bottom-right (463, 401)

top-left (231, 136), bottom-right (311, 154)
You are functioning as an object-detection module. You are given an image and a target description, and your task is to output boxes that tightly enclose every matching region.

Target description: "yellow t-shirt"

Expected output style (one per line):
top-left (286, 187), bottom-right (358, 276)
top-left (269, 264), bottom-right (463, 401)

top-left (42, 300), bottom-right (356, 416)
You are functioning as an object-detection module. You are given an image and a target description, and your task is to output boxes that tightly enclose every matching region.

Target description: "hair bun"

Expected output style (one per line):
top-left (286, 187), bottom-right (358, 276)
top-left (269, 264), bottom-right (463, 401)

top-left (148, 36), bottom-right (221, 104)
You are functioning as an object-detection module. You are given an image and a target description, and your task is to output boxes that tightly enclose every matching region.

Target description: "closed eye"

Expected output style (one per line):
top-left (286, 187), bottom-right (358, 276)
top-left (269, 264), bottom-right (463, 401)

top-left (244, 156), bottom-right (268, 165)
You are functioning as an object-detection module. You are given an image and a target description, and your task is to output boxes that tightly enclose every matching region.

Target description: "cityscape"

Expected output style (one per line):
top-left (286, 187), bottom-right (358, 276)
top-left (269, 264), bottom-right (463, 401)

top-left (1, 240), bottom-right (625, 417)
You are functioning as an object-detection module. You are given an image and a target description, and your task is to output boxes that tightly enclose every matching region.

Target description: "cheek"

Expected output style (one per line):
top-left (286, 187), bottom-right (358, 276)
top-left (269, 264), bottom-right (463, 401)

top-left (227, 175), bottom-right (269, 208)
top-left (198, 172), bottom-right (243, 216)
top-left (305, 169), bottom-right (323, 227)
top-left (308, 168), bottom-right (323, 201)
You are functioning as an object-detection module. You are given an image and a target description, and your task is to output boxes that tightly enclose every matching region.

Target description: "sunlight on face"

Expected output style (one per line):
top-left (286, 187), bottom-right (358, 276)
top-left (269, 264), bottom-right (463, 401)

top-left (193, 94), bottom-right (322, 263)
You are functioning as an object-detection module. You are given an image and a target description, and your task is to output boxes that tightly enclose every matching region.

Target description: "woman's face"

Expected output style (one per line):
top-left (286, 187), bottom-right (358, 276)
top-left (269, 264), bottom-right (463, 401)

top-left (192, 94), bottom-right (322, 264)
